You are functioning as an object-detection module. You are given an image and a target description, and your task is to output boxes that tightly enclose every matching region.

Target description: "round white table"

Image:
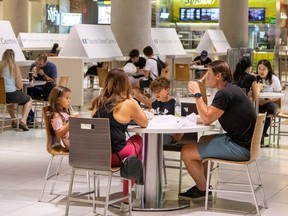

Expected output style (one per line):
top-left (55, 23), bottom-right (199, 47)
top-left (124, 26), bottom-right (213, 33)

top-left (127, 123), bottom-right (215, 211)
top-left (255, 92), bottom-right (285, 114)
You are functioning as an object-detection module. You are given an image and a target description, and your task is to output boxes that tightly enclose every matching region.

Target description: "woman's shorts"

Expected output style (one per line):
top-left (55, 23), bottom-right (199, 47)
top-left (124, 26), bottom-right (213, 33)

top-left (6, 90), bottom-right (31, 105)
top-left (196, 134), bottom-right (250, 161)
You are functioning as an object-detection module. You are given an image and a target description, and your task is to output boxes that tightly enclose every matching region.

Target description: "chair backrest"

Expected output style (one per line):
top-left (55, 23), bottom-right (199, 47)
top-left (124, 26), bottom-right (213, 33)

top-left (250, 113), bottom-right (267, 161)
top-left (181, 102), bottom-right (198, 116)
top-left (97, 68), bottom-right (109, 88)
top-left (58, 76), bottom-right (69, 87)
top-left (198, 81), bottom-right (208, 105)
top-left (160, 68), bottom-right (169, 79)
top-left (0, 77), bottom-right (7, 104)
top-left (42, 106), bottom-right (66, 155)
top-left (69, 117), bottom-right (112, 171)
top-left (175, 64), bottom-right (190, 81)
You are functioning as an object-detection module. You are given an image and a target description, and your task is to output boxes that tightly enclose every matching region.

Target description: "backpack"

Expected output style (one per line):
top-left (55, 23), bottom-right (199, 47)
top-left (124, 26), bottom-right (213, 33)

top-left (152, 57), bottom-right (166, 76)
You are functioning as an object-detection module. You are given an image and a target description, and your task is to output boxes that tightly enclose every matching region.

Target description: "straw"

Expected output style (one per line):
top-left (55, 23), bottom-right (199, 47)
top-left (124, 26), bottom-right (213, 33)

top-left (69, 105), bottom-right (75, 114)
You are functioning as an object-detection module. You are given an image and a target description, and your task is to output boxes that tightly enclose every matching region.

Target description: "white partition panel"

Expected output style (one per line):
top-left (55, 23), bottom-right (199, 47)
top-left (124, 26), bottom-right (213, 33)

top-left (48, 57), bottom-right (84, 107)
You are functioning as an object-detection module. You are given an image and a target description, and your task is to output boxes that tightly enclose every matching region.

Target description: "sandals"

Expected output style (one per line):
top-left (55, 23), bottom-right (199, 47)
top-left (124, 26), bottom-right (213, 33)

top-left (19, 121), bottom-right (29, 131)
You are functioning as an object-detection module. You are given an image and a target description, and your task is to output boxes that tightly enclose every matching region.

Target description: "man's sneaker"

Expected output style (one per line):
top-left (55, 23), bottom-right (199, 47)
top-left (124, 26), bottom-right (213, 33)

top-left (178, 185), bottom-right (212, 201)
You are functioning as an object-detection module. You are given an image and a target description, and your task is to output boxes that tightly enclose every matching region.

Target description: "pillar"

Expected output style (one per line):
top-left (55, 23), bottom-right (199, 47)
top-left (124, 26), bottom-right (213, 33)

top-left (2, 0), bottom-right (29, 35)
top-left (110, 0), bottom-right (151, 56)
top-left (219, 0), bottom-right (248, 48)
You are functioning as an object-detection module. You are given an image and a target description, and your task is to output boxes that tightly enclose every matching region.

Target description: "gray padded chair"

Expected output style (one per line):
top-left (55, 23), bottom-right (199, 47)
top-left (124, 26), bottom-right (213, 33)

top-left (65, 117), bottom-right (132, 216)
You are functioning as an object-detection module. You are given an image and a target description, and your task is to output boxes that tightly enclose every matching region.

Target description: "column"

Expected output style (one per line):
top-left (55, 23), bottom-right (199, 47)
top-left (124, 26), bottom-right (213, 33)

top-left (219, 0), bottom-right (248, 48)
top-left (110, 0), bottom-right (151, 56)
top-left (2, 0), bottom-right (29, 35)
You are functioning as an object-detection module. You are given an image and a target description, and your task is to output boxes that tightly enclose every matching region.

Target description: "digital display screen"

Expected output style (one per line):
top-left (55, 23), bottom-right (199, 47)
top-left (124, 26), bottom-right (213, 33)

top-left (98, 6), bottom-right (111, 24)
top-left (179, 8), bottom-right (219, 21)
top-left (249, 8), bottom-right (265, 22)
top-left (201, 8), bottom-right (219, 21)
top-left (179, 8), bottom-right (201, 21)
top-left (61, 13), bottom-right (82, 26)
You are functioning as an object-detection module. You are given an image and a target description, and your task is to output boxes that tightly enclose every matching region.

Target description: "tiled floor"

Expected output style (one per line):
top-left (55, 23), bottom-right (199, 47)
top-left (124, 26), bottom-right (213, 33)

top-left (0, 85), bottom-right (288, 216)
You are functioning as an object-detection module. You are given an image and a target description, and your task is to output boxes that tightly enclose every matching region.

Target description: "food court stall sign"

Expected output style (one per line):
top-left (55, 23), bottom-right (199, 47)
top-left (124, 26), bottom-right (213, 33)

top-left (151, 28), bottom-right (187, 56)
top-left (17, 33), bottom-right (68, 50)
top-left (0, 20), bottom-right (26, 61)
top-left (58, 24), bottom-right (122, 59)
top-left (196, 29), bottom-right (231, 55)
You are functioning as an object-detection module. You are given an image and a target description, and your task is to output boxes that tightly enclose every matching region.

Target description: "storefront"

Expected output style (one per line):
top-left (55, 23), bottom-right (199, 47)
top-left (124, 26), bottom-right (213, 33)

top-left (157, 0), bottom-right (282, 51)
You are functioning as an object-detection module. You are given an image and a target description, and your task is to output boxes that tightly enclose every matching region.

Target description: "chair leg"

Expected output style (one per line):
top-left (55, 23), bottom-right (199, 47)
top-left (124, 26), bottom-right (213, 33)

top-left (277, 118), bottom-right (281, 147)
top-left (0, 105), bottom-right (6, 133)
top-left (65, 168), bottom-right (76, 216)
top-left (245, 164), bottom-right (260, 215)
top-left (50, 156), bottom-right (64, 195)
top-left (178, 155), bottom-right (183, 193)
top-left (128, 180), bottom-right (132, 216)
top-left (39, 155), bottom-right (55, 201)
top-left (205, 160), bottom-right (212, 210)
top-left (163, 154), bottom-right (168, 185)
top-left (104, 173), bottom-right (113, 216)
top-left (254, 161), bottom-right (268, 209)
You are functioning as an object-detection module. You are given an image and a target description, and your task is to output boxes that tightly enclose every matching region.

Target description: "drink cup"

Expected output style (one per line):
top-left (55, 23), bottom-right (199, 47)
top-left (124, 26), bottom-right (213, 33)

top-left (28, 72), bottom-right (33, 82)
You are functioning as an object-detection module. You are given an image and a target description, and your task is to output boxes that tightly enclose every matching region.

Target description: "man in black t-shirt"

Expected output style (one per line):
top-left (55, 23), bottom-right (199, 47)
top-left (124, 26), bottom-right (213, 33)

top-left (190, 50), bottom-right (212, 79)
top-left (179, 60), bottom-right (256, 201)
top-left (125, 49), bottom-right (146, 83)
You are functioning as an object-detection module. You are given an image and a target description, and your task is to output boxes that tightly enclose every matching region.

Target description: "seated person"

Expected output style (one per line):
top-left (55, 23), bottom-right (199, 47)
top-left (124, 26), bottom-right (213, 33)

top-left (84, 62), bottom-right (104, 87)
top-left (47, 43), bottom-right (59, 56)
top-left (27, 53), bottom-right (58, 101)
top-left (136, 46), bottom-right (167, 90)
top-left (124, 49), bottom-right (146, 85)
top-left (133, 76), bottom-right (183, 145)
top-left (190, 50), bottom-right (212, 79)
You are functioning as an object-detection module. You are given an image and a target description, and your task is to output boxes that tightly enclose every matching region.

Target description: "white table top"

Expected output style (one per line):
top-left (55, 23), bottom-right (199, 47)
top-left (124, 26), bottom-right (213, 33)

top-left (258, 92), bottom-right (285, 99)
top-left (128, 124), bottom-right (214, 134)
top-left (190, 66), bottom-right (209, 70)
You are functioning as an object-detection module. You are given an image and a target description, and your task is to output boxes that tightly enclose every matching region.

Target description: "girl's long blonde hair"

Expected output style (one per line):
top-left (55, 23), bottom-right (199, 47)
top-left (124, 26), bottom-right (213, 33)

top-left (91, 68), bottom-right (131, 113)
top-left (0, 49), bottom-right (17, 77)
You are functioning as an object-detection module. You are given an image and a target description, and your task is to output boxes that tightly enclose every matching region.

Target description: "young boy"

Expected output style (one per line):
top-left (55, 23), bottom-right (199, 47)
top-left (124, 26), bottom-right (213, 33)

top-left (133, 76), bottom-right (183, 145)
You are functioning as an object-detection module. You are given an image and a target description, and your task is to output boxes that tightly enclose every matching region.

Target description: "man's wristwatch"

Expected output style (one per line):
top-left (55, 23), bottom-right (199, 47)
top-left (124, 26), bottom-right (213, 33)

top-left (193, 93), bottom-right (202, 98)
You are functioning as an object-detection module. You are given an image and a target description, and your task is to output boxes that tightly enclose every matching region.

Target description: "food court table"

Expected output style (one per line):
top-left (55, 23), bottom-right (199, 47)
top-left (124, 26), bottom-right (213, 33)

top-left (255, 92), bottom-right (285, 114)
top-left (189, 66), bottom-right (208, 80)
top-left (23, 80), bottom-right (47, 93)
top-left (127, 123), bottom-right (215, 211)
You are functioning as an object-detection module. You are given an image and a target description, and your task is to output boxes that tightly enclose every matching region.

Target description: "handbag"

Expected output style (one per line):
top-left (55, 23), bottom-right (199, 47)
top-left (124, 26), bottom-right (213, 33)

top-left (114, 135), bottom-right (143, 180)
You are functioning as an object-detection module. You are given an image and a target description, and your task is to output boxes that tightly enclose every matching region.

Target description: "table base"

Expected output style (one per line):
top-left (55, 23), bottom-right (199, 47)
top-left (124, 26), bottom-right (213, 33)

top-left (133, 200), bottom-right (190, 211)
top-left (111, 200), bottom-right (190, 211)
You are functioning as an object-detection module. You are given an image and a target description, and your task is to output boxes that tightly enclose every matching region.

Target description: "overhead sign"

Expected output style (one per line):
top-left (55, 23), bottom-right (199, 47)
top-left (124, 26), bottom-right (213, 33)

top-left (196, 29), bottom-right (231, 54)
top-left (151, 28), bottom-right (186, 55)
top-left (59, 24), bottom-right (122, 59)
top-left (17, 33), bottom-right (68, 49)
top-left (0, 20), bottom-right (26, 61)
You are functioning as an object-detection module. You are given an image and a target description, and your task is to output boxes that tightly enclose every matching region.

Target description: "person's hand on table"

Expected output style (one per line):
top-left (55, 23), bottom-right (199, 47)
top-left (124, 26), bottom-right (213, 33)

top-left (70, 113), bottom-right (80, 118)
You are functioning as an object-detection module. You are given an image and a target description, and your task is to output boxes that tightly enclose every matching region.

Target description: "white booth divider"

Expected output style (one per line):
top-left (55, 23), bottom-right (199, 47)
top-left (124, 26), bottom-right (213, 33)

top-left (17, 33), bottom-right (68, 50)
top-left (49, 24), bottom-right (123, 108)
top-left (196, 29), bottom-right (231, 55)
top-left (0, 20), bottom-right (26, 62)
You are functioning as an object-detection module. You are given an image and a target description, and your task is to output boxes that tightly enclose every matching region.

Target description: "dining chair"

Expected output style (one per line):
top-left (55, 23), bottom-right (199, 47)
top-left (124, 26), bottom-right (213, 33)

top-left (65, 117), bottom-right (133, 216)
top-left (97, 68), bottom-right (109, 95)
top-left (163, 81), bottom-right (209, 192)
top-left (0, 77), bottom-right (20, 132)
top-left (162, 102), bottom-right (199, 193)
top-left (58, 75), bottom-right (69, 87)
top-left (174, 63), bottom-right (190, 96)
top-left (39, 106), bottom-right (69, 201)
top-left (204, 113), bottom-right (268, 216)
top-left (160, 68), bottom-right (169, 79)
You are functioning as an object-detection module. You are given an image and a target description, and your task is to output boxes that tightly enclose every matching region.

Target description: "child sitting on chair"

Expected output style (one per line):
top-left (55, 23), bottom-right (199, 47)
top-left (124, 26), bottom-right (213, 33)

top-left (132, 76), bottom-right (183, 145)
top-left (48, 86), bottom-right (79, 149)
